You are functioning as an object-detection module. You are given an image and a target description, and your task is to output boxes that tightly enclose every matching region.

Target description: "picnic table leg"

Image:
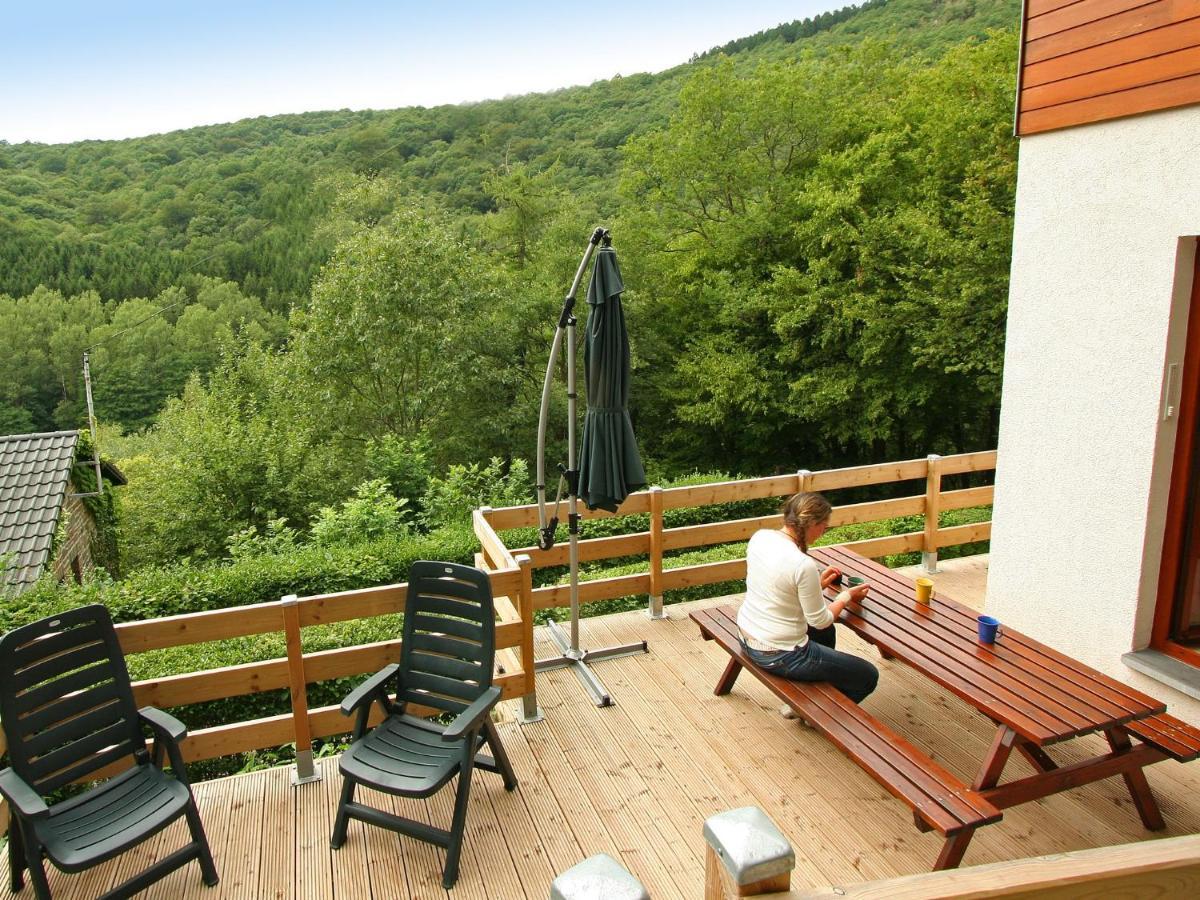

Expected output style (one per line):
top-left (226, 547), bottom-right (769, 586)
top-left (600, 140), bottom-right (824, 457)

top-left (933, 832), bottom-right (973, 870)
top-left (714, 658), bottom-right (743, 696)
top-left (1105, 727), bottom-right (1166, 831)
top-left (932, 725), bottom-right (1019, 871)
top-left (972, 726), bottom-right (1018, 790)
top-left (1016, 739), bottom-right (1058, 773)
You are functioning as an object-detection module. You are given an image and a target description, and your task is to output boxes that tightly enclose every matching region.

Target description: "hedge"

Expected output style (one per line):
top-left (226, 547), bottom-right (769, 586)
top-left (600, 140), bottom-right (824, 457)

top-left (2, 525), bottom-right (481, 632)
top-left (2, 526), bottom-right (482, 778)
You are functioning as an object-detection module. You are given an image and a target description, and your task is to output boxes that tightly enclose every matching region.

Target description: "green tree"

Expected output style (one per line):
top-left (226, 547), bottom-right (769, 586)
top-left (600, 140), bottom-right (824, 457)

top-left (294, 203), bottom-right (504, 454)
top-left (116, 343), bottom-right (350, 566)
top-left (481, 162), bottom-right (563, 268)
top-left (310, 479), bottom-right (410, 546)
top-left (617, 33), bottom-right (1016, 470)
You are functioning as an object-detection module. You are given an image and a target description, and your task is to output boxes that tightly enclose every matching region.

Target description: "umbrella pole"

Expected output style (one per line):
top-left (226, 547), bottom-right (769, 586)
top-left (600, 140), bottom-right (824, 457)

top-left (533, 227), bottom-right (648, 710)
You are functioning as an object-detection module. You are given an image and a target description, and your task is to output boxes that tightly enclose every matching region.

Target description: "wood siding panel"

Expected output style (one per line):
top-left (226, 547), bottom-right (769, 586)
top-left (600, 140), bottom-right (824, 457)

top-left (1028, 0), bottom-right (1097, 16)
top-left (1020, 70), bottom-right (1200, 131)
top-left (1027, 0), bottom-right (1161, 42)
top-left (1025, 0), bottom-right (1187, 65)
top-left (1025, 15), bottom-right (1200, 86)
top-left (1023, 43), bottom-right (1200, 109)
top-left (1019, 0), bottom-right (1200, 134)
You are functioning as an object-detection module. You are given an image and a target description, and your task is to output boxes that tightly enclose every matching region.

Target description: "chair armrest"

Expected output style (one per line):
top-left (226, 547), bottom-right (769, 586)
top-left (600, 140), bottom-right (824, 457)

top-left (442, 686), bottom-right (502, 742)
top-left (139, 706), bottom-right (188, 743)
top-left (341, 664), bottom-right (400, 716)
top-left (0, 767), bottom-right (49, 822)
top-left (139, 706), bottom-right (191, 783)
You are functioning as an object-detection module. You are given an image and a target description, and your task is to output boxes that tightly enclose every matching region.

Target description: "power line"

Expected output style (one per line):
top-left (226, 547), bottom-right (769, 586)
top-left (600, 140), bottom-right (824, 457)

top-left (84, 248), bottom-right (227, 352)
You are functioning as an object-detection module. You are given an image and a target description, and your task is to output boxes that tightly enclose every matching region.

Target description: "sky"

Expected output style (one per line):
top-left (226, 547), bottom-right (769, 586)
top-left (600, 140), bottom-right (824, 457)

top-left (2, 1), bottom-right (849, 145)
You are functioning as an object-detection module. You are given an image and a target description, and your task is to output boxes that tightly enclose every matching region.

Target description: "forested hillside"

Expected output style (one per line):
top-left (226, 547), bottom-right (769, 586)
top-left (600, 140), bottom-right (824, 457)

top-left (0, 0), bottom-right (1021, 574)
top-left (0, 0), bottom-right (1016, 305)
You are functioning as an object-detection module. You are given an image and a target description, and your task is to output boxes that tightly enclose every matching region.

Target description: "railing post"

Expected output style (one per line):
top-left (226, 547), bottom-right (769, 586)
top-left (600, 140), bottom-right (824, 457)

top-left (704, 806), bottom-right (795, 899)
top-left (797, 468), bottom-right (812, 494)
top-left (516, 554), bottom-right (543, 724)
top-left (923, 454), bottom-right (943, 574)
top-left (281, 594), bottom-right (321, 785)
top-left (648, 485), bottom-right (666, 619)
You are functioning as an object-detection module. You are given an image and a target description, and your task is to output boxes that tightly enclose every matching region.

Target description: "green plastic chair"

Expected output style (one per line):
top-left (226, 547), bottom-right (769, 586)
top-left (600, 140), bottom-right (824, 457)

top-left (0, 604), bottom-right (218, 900)
top-left (331, 560), bottom-right (518, 888)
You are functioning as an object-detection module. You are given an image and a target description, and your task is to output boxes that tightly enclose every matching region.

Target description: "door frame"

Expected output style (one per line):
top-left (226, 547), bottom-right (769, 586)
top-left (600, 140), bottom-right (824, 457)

top-left (1153, 245), bottom-right (1200, 667)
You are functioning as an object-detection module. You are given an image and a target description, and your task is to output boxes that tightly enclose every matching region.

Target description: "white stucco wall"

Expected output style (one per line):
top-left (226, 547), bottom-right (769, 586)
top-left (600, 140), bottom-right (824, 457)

top-left (988, 105), bottom-right (1200, 723)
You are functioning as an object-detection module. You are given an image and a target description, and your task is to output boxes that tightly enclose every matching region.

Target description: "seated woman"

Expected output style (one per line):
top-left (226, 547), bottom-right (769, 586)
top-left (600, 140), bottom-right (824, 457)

top-left (737, 491), bottom-right (879, 704)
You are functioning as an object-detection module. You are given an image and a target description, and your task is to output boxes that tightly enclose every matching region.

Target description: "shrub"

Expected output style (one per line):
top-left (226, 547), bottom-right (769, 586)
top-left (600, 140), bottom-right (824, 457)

top-left (365, 434), bottom-right (434, 511)
top-left (310, 478), bottom-right (411, 546)
top-left (225, 517), bottom-right (300, 560)
top-left (2, 526), bottom-right (480, 633)
top-left (421, 457), bottom-right (531, 528)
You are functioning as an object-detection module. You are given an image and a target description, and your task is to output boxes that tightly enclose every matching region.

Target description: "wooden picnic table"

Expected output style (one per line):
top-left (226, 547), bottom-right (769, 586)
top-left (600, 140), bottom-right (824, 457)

top-left (808, 544), bottom-right (1200, 866)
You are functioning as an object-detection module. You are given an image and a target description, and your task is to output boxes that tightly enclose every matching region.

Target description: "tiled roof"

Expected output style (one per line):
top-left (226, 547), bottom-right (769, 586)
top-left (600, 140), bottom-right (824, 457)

top-left (0, 430), bottom-right (79, 596)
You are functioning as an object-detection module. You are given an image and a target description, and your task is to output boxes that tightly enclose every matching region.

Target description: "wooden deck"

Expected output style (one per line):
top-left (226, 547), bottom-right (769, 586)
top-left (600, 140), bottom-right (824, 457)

top-left (6, 556), bottom-right (1200, 899)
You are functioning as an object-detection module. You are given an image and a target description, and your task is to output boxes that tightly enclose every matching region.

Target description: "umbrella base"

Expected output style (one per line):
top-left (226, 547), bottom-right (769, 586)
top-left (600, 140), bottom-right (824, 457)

top-left (535, 620), bottom-right (649, 707)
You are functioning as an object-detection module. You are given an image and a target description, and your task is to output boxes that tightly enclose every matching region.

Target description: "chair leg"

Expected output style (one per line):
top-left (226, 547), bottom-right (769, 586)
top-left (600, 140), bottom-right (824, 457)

top-left (8, 813), bottom-right (25, 892)
top-left (482, 719), bottom-right (518, 792)
top-left (184, 798), bottom-right (220, 887)
top-left (442, 752), bottom-right (478, 889)
top-left (21, 831), bottom-right (51, 900)
top-left (331, 777), bottom-right (356, 850)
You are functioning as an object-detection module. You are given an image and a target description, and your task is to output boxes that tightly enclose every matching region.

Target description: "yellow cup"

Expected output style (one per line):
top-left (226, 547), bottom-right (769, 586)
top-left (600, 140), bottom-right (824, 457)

top-left (915, 577), bottom-right (933, 604)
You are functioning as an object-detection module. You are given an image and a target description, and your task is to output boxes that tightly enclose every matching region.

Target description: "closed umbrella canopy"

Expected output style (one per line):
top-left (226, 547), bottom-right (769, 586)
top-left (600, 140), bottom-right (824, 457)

top-left (576, 244), bottom-right (646, 512)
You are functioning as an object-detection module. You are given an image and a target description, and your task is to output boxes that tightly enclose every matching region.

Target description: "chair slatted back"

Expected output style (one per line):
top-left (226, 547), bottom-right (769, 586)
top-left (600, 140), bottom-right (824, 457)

top-left (399, 562), bottom-right (495, 716)
top-left (0, 604), bottom-right (145, 796)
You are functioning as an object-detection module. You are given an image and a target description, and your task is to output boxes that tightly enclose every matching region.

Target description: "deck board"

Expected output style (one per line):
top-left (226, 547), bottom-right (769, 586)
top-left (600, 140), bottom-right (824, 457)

top-left (5, 560), bottom-right (1200, 898)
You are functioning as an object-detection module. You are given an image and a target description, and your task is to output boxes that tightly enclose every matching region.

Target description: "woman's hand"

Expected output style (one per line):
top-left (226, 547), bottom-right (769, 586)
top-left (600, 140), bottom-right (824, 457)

top-left (819, 567), bottom-right (841, 590)
top-left (830, 582), bottom-right (870, 619)
top-left (848, 583), bottom-right (870, 603)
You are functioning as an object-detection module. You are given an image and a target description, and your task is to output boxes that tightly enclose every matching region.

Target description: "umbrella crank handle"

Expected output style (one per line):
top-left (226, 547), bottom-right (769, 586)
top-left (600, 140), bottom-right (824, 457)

top-left (538, 519), bottom-right (558, 551)
top-left (560, 463), bottom-right (579, 497)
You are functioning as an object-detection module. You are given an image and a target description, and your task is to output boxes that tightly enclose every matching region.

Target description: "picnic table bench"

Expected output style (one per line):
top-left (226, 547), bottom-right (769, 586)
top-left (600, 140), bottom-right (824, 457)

top-left (692, 545), bottom-right (1200, 870)
top-left (692, 604), bottom-right (1002, 861)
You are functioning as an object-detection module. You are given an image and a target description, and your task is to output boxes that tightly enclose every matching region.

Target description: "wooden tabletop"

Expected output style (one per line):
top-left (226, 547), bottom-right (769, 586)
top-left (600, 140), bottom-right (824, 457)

top-left (810, 545), bottom-right (1167, 746)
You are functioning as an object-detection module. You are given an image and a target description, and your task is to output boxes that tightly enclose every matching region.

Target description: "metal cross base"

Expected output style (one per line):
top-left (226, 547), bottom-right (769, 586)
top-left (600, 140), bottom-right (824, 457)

top-left (535, 619), bottom-right (648, 707)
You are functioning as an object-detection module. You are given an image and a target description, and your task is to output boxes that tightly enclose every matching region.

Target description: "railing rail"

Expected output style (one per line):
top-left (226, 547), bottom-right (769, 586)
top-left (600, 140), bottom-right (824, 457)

top-left (490, 449), bottom-right (994, 576)
top-left (474, 448), bottom-right (996, 711)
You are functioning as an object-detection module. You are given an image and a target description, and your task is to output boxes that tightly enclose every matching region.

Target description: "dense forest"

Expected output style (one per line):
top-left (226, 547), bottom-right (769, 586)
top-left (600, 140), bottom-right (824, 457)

top-left (0, 0), bottom-right (1021, 576)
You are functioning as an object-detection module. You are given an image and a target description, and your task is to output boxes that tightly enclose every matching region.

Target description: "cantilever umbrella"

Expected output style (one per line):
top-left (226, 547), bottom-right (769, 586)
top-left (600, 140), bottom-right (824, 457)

top-left (532, 231), bottom-right (649, 711)
top-left (576, 244), bottom-right (646, 512)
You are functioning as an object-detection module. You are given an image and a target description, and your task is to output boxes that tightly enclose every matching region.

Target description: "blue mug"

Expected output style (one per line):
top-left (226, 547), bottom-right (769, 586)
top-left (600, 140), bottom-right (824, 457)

top-left (977, 615), bottom-right (1001, 644)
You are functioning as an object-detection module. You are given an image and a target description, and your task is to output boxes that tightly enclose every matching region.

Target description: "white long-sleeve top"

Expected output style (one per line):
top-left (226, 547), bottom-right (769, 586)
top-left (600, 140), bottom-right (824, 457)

top-left (736, 529), bottom-right (834, 650)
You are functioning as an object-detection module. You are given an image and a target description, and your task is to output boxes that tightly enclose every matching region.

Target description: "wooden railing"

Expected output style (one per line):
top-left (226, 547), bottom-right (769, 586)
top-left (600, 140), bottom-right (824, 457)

top-left (707, 833), bottom-right (1200, 898)
top-left (0, 565), bottom-right (537, 838)
top-left (474, 450), bottom-right (996, 615)
top-left (0, 450), bottom-right (994, 838)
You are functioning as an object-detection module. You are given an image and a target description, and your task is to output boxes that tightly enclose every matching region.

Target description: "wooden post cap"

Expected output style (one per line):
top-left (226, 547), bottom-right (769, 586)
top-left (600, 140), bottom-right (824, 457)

top-left (703, 806), bottom-right (795, 886)
top-left (549, 853), bottom-right (649, 900)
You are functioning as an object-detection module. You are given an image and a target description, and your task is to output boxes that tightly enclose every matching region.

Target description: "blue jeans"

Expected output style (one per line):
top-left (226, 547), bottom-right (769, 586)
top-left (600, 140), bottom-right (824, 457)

top-left (743, 625), bottom-right (879, 704)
